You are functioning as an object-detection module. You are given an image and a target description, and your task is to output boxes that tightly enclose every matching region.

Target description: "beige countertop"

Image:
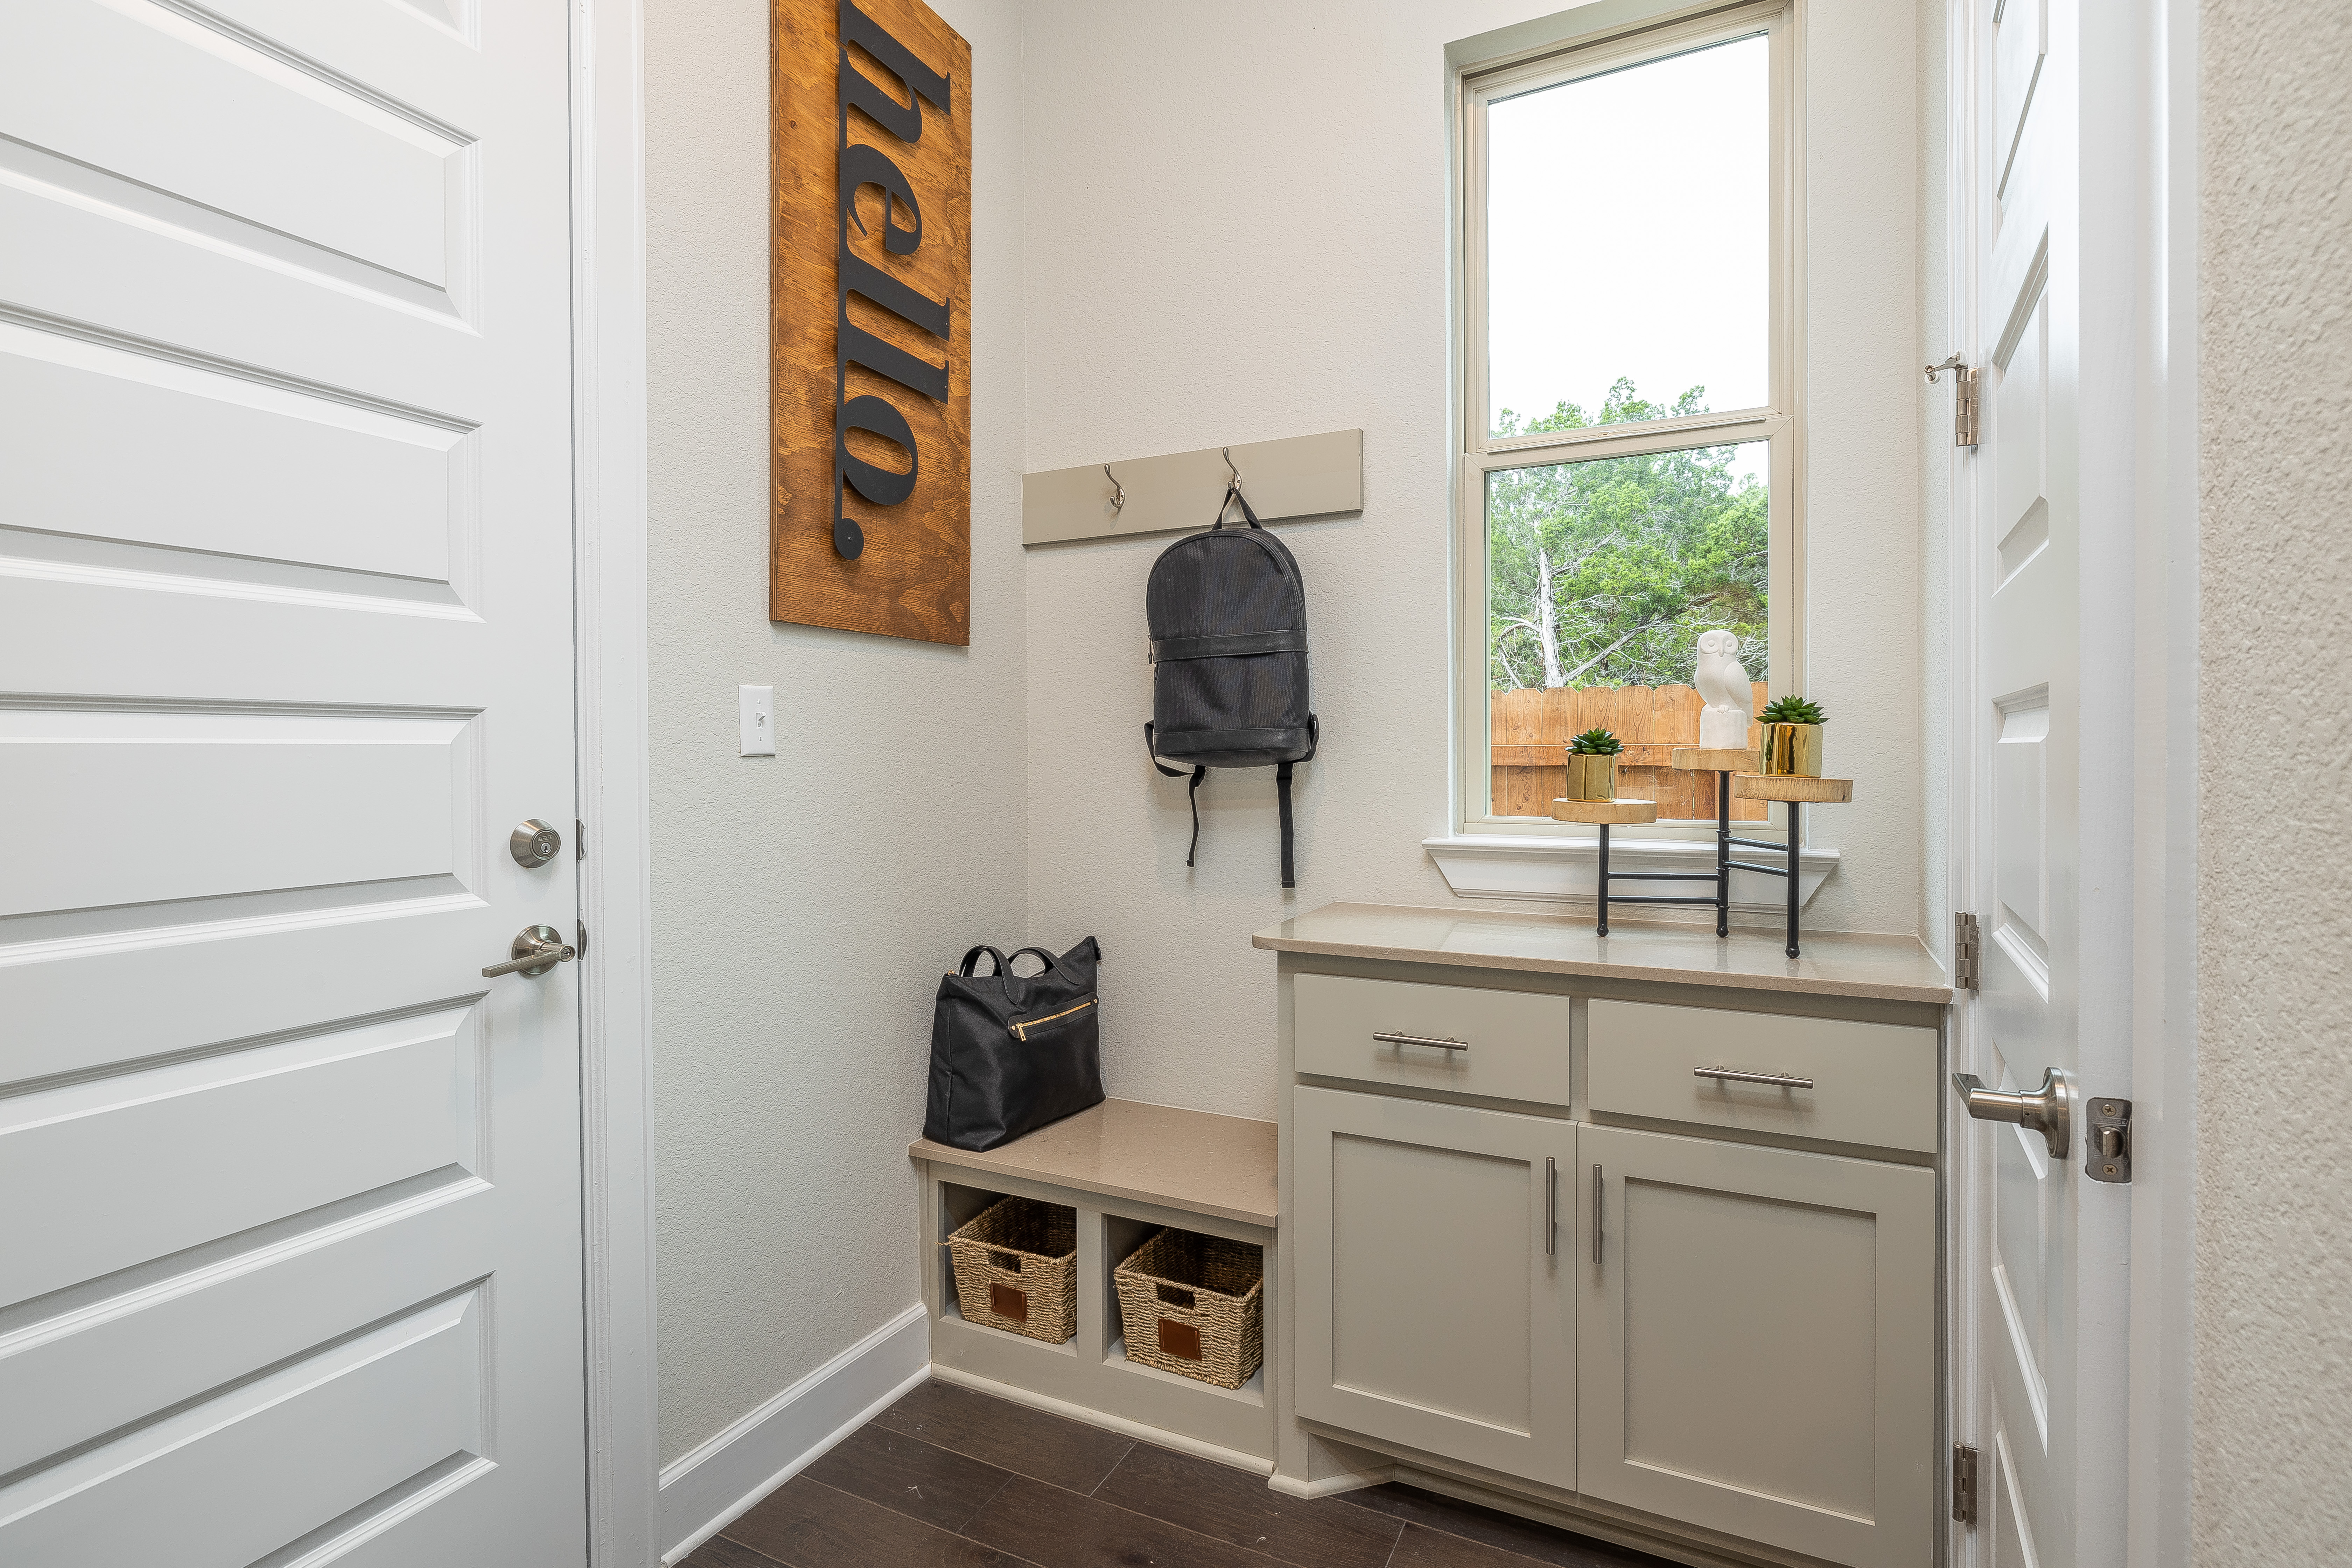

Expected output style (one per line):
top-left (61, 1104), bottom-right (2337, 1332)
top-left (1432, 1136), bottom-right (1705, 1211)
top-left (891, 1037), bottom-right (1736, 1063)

top-left (1253, 902), bottom-right (1953, 1005)
top-left (909, 1098), bottom-right (1279, 1230)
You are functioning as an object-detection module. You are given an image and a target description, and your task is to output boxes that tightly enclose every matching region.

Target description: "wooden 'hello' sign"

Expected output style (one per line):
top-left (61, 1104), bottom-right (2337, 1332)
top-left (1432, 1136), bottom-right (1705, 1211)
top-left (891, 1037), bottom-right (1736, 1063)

top-left (772, 0), bottom-right (971, 644)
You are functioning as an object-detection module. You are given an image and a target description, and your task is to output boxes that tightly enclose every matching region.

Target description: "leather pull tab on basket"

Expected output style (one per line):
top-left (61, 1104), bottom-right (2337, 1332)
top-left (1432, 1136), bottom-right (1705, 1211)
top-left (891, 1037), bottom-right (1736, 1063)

top-left (990, 1283), bottom-right (1030, 1322)
top-left (1157, 1318), bottom-right (1202, 1360)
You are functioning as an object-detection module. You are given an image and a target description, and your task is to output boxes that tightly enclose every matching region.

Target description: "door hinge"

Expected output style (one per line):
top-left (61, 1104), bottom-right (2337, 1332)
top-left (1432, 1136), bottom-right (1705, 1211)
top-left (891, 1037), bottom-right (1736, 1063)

top-left (2086, 1095), bottom-right (2133, 1183)
top-left (576, 819), bottom-right (586, 860)
top-left (1926, 354), bottom-right (1981, 448)
top-left (1953, 911), bottom-right (1982, 991)
top-left (1953, 1443), bottom-right (1979, 1526)
top-left (576, 919), bottom-right (589, 962)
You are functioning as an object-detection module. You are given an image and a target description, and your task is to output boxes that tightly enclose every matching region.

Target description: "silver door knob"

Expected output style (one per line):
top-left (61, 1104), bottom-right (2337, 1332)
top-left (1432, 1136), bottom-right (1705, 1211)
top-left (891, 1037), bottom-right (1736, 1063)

top-left (1951, 1066), bottom-right (2070, 1158)
top-left (483, 924), bottom-right (576, 978)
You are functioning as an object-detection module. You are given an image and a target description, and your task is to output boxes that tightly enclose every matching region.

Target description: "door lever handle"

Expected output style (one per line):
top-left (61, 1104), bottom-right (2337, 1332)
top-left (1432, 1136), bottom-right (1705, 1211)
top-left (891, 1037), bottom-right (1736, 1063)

top-left (1951, 1067), bottom-right (2070, 1158)
top-left (484, 924), bottom-right (576, 978)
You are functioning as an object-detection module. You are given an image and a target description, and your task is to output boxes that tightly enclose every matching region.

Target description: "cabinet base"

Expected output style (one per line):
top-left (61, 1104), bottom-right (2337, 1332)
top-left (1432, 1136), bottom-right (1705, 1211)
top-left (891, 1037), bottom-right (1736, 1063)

top-left (1294, 1415), bottom-right (1853, 1568)
top-left (1391, 1463), bottom-right (1846, 1568)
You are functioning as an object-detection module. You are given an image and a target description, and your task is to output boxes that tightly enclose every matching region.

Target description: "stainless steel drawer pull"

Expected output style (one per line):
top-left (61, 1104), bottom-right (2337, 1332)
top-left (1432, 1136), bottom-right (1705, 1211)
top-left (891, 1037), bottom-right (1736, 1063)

top-left (1694, 1066), bottom-right (1814, 1090)
top-left (1373, 1032), bottom-right (1469, 1053)
top-left (1545, 1157), bottom-right (1556, 1256)
top-left (1592, 1165), bottom-right (1603, 1266)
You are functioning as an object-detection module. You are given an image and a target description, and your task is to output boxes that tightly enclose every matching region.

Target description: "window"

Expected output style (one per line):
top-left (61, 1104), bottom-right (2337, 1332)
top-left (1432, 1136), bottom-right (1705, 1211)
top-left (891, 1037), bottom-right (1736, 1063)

top-left (1456, 6), bottom-right (1795, 837)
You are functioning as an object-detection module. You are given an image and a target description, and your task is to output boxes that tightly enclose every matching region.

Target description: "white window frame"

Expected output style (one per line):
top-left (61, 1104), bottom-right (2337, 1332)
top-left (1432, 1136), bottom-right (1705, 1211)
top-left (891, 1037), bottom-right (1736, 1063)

top-left (1451, 0), bottom-right (1803, 848)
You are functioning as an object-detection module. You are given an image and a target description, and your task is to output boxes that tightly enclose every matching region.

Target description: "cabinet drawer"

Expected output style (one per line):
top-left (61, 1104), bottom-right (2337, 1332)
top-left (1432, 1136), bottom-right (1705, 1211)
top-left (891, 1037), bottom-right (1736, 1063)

top-left (1586, 999), bottom-right (1937, 1153)
top-left (1296, 973), bottom-right (1570, 1106)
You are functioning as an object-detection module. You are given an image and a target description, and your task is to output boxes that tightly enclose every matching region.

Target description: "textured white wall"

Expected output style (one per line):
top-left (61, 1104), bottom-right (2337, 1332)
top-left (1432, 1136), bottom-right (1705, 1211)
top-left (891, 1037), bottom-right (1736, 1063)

top-left (2194, 0), bottom-right (2352, 1555)
top-left (646, 0), bottom-right (1025, 1466)
top-left (1019, 0), bottom-right (1923, 1122)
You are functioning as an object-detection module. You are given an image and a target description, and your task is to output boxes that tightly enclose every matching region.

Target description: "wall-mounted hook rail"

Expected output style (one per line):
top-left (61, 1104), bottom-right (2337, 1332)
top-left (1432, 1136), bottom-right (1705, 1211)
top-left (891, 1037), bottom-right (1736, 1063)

top-left (1023, 429), bottom-right (1362, 546)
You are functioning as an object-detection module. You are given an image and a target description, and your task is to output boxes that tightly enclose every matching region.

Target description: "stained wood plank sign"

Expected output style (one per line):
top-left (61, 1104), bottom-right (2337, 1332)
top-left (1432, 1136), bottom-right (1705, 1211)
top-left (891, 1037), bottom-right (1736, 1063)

top-left (773, 0), bottom-right (972, 643)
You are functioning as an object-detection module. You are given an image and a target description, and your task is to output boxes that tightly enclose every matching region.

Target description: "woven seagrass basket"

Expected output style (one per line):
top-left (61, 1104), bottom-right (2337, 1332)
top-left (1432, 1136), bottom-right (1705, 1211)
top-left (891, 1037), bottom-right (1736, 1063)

top-left (1113, 1227), bottom-right (1264, 1389)
top-left (947, 1197), bottom-right (1077, 1344)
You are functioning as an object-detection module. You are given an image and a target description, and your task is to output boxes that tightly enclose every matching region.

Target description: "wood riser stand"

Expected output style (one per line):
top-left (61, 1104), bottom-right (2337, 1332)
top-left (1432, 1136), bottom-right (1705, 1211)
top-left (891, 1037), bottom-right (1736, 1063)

top-left (1557, 751), bottom-right (1853, 958)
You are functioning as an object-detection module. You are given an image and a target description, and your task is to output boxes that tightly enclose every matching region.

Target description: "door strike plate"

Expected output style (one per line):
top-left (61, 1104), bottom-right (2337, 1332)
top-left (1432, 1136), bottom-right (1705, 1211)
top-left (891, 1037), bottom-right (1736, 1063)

top-left (2086, 1097), bottom-right (2133, 1183)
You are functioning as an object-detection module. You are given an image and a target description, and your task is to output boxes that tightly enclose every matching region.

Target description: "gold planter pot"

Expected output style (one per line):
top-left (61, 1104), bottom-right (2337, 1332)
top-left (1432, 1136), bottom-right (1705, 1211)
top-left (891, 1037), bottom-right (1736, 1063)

top-left (1563, 752), bottom-right (1618, 801)
top-left (1758, 723), bottom-right (1824, 777)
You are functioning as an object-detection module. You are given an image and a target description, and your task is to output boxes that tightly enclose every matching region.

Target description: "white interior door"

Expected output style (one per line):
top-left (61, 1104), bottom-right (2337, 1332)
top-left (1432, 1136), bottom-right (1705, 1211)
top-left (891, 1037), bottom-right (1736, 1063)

top-left (1952, 0), bottom-right (2124, 1562)
top-left (0, 3), bottom-right (586, 1562)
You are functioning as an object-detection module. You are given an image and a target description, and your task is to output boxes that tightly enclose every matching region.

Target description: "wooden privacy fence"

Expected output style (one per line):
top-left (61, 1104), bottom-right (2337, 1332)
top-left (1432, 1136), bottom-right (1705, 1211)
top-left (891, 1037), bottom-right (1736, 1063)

top-left (1491, 682), bottom-right (1772, 821)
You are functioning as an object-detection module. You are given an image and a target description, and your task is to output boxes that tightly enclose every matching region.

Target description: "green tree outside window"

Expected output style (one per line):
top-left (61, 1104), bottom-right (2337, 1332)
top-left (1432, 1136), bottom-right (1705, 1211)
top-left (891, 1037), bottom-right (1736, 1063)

top-left (1487, 379), bottom-right (1769, 692)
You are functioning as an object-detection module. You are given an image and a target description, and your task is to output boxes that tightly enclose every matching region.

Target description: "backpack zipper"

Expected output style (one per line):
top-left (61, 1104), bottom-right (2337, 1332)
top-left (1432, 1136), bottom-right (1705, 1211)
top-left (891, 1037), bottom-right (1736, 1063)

top-left (1011, 997), bottom-right (1096, 1040)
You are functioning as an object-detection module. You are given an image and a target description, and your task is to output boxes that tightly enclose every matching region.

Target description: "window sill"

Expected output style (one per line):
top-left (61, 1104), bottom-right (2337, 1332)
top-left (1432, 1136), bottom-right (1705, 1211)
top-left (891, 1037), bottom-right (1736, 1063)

top-left (1423, 833), bottom-right (1839, 911)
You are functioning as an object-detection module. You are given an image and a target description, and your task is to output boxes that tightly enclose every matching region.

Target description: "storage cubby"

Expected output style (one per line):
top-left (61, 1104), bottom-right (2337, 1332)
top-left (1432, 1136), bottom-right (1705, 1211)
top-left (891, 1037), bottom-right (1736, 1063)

top-left (937, 1185), bottom-right (1079, 1353)
top-left (910, 1100), bottom-right (1278, 1468)
top-left (1102, 1217), bottom-right (1266, 1406)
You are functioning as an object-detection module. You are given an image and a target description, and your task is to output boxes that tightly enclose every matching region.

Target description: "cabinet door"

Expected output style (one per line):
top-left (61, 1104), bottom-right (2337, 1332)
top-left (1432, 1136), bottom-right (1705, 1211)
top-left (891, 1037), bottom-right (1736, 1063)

top-left (1577, 1126), bottom-right (1934, 1568)
top-left (1294, 1086), bottom-right (1575, 1489)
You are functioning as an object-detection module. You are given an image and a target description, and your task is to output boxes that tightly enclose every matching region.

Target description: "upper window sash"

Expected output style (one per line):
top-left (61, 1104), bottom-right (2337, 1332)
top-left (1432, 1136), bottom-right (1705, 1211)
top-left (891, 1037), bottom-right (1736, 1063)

top-left (1459, 1), bottom-right (1794, 461)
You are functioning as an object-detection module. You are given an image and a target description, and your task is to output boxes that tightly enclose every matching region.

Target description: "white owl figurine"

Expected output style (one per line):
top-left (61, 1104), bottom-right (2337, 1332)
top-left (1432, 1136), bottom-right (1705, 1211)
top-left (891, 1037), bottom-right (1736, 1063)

top-left (1694, 631), bottom-right (1754, 749)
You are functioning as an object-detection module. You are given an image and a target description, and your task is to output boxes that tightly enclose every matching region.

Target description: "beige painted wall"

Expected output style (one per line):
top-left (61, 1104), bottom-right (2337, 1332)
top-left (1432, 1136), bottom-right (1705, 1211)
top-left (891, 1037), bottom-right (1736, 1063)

top-left (1018, 0), bottom-right (1924, 1122)
top-left (645, 0), bottom-right (1025, 1466)
top-left (2194, 0), bottom-right (2352, 1555)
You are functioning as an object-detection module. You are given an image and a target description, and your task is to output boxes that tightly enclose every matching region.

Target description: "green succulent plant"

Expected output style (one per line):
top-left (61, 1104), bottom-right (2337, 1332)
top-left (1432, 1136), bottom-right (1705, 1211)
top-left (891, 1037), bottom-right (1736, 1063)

top-left (1759, 695), bottom-right (1827, 726)
top-left (1567, 727), bottom-right (1624, 755)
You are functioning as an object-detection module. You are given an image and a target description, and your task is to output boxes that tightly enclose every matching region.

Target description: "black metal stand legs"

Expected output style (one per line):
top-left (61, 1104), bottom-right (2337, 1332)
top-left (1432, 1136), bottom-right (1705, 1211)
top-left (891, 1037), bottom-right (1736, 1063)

top-left (1724, 785), bottom-right (1801, 958)
top-left (1716, 772), bottom-right (1731, 937)
top-left (1597, 821), bottom-right (1609, 937)
top-left (1785, 802), bottom-right (1801, 957)
top-left (1588, 770), bottom-right (1806, 957)
top-left (1591, 770), bottom-right (1745, 939)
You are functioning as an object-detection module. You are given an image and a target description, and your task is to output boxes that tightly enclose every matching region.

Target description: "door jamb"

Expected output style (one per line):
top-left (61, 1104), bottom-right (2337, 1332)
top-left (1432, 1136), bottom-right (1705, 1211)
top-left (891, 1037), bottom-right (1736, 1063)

top-left (573, 1), bottom-right (659, 1563)
top-left (1937, 0), bottom-right (1984, 1561)
top-left (2127, 1), bottom-right (2198, 1562)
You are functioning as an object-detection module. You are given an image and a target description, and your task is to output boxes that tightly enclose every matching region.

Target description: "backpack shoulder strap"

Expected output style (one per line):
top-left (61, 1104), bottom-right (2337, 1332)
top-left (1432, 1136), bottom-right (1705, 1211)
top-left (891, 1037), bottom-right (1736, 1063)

top-left (1186, 764), bottom-right (1206, 867)
top-left (1145, 722), bottom-right (1209, 866)
top-left (1142, 721), bottom-right (1188, 779)
top-left (1276, 761), bottom-right (1296, 889)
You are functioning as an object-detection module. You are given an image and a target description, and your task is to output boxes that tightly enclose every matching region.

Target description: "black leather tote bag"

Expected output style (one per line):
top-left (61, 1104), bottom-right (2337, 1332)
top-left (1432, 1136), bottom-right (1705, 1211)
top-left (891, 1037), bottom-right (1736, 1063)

top-left (922, 937), bottom-right (1103, 1153)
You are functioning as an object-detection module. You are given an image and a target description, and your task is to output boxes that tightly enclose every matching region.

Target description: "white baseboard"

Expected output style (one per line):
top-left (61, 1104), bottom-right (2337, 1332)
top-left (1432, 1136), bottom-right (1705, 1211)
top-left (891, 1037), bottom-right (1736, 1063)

top-left (657, 1303), bottom-right (930, 1564)
top-left (926, 1363), bottom-right (1275, 1476)
top-left (1266, 1465), bottom-right (1394, 1500)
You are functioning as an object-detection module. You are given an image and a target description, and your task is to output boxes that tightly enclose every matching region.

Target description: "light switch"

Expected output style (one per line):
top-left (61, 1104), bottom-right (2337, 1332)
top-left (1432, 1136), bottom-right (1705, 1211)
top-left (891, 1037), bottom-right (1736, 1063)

top-left (739, 685), bottom-right (775, 756)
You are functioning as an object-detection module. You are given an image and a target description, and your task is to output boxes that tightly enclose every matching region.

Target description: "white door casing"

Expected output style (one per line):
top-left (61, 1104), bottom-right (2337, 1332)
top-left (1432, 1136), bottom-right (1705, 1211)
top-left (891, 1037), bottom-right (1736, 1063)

top-left (0, 2), bottom-right (587, 1562)
top-left (1949, 0), bottom-right (2134, 1562)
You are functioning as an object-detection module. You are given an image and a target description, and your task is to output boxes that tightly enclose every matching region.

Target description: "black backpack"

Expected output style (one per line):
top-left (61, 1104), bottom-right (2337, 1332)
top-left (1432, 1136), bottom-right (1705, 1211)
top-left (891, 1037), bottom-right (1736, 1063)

top-left (1143, 487), bottom-right (1317, 887)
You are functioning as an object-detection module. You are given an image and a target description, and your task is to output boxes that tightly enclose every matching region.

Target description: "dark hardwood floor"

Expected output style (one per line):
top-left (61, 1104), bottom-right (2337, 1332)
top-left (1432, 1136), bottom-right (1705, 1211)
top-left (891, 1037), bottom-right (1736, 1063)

top-left (680, 1379), bottom-right (1676, 1568)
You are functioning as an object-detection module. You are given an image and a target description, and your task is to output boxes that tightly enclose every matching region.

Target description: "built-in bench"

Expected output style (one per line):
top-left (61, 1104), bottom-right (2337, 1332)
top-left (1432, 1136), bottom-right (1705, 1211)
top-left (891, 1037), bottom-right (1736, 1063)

top-left (910, 1098), bottom-right (1278, 1471)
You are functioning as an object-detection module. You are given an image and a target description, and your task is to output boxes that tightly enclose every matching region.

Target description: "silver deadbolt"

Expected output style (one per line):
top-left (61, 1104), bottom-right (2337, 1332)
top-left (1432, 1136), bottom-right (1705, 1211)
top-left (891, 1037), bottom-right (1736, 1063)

top-left (483, 924), bottom-right (576, 979)
top-left (510, 818), bottom-right (562, 868)
top-left (1951, 1066), bottom-right (2071, 1159)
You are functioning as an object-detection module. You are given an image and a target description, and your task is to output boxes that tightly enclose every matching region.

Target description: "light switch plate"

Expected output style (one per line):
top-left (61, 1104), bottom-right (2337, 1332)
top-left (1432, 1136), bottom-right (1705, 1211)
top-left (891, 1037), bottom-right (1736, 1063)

top-left (739, 685), bottom-right (775, 756)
